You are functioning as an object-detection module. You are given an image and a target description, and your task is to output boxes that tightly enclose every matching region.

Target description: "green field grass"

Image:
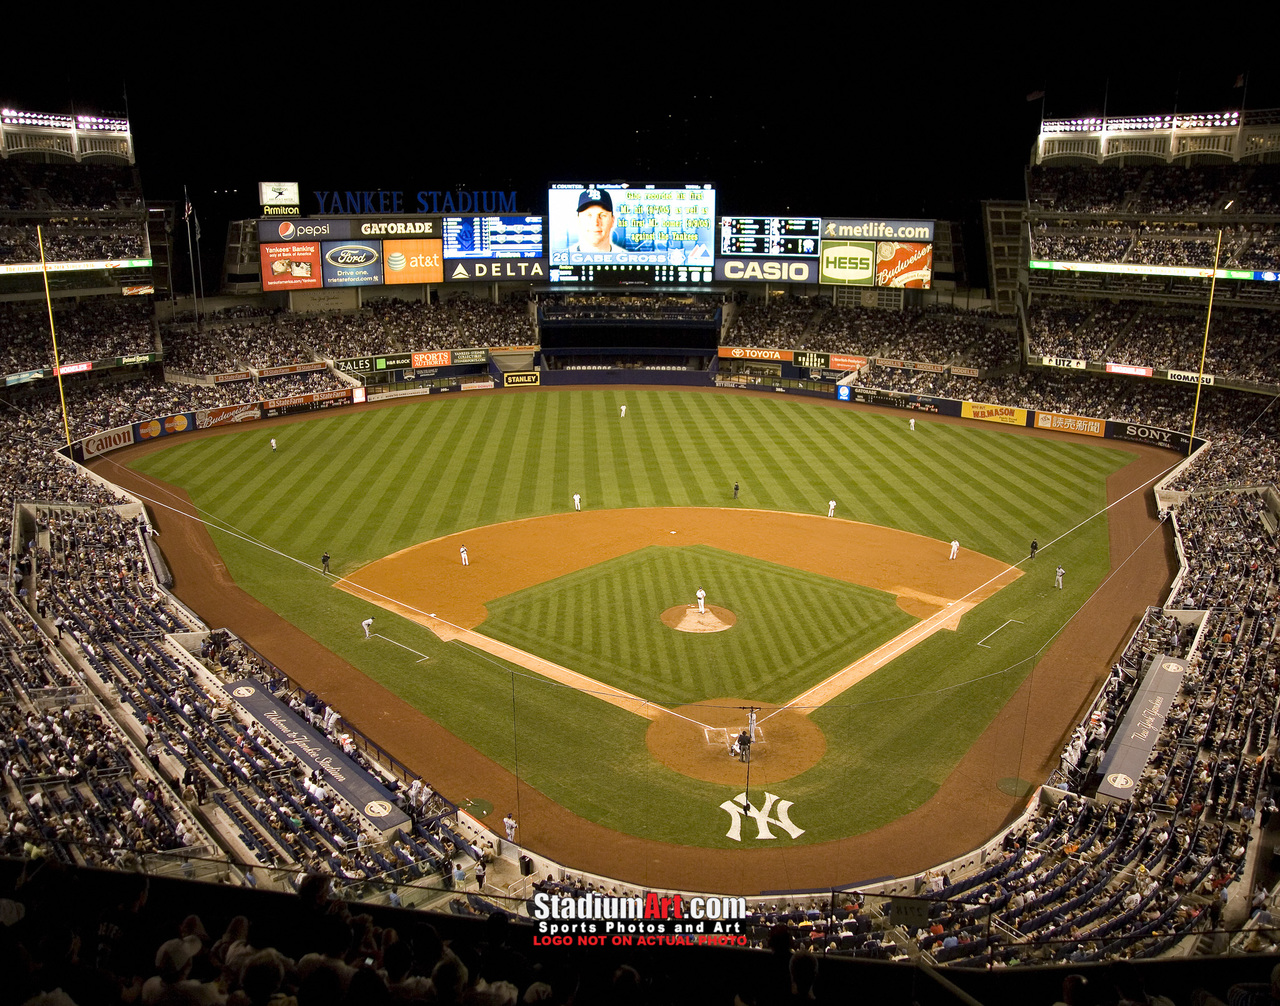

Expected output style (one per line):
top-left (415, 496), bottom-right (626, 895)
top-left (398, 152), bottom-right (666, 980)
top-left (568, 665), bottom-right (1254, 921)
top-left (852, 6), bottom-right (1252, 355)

top-left (481, 544), bottom-right (917, 706)
top-left (130, 389), bottom-right (1135, 847)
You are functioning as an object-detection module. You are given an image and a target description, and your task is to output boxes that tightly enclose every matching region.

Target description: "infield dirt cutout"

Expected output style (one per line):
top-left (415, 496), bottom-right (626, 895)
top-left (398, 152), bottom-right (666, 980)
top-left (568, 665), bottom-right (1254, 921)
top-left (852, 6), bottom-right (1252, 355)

top-left (340, 507), bottom-right (1020, 784)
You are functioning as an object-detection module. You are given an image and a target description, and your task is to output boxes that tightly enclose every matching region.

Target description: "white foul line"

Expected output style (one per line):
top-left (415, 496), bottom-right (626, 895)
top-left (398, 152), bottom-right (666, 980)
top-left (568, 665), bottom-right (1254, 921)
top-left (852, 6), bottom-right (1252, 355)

top-left (372, 633), bottom-right (431, 663)
top-left (976, 619), bottom-right (1023, 649)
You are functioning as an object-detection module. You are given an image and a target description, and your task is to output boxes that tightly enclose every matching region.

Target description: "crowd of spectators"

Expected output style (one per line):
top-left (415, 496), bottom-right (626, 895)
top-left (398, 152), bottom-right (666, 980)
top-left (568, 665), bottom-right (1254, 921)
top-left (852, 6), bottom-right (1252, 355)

top-left (1027, 299), bottom-right (1280, 382)
top-left (722, 296), bottom-right (819, 347)
top-left (0, 300), bottom-right (155, 375)
top-left (0, 219), bottom-right (147, 264)
top-left (1027, 165), bottom-right (1275, 218)
top-left (0, 161), bottom-right (142, 213)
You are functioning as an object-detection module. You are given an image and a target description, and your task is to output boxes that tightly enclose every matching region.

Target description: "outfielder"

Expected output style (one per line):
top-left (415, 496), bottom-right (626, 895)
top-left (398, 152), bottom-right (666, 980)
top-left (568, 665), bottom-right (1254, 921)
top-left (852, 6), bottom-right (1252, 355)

top-left (620, 404), bottom-right (626, 418)
top-left (828, 500), bottom-right (836, 518)
top-left (949, 539), bottom-right (960, 560)
top-left (573, 493), bottom-right (581, 511)
top-left (696, 588), bottom-right (706, 614)
top-left (909, 418), bottom-right (915, 431)
top-left (1055, 565), bottom-right (1065, 589)
top-left (270, 438), bottom-right (277, 452)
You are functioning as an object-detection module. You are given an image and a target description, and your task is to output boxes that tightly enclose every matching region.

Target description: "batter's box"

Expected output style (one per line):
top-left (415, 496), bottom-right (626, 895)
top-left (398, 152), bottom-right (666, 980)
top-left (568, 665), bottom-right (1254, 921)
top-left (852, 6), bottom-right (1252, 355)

top-left (704, 727), bottom-right (730, 748)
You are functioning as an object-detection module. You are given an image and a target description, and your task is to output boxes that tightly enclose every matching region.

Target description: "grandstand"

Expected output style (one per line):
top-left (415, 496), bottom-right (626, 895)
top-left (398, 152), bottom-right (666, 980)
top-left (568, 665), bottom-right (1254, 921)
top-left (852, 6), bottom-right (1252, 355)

top-left (0, 99), bottom-right (1278, 1004)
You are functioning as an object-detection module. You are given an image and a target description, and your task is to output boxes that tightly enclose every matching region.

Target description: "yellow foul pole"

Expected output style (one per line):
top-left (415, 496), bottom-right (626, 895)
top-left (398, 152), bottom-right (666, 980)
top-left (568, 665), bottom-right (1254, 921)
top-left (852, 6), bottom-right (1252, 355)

top-left (1187, 229), bottom-right (1223, 456)
top-left (38, 224), bottom-right (73, 447)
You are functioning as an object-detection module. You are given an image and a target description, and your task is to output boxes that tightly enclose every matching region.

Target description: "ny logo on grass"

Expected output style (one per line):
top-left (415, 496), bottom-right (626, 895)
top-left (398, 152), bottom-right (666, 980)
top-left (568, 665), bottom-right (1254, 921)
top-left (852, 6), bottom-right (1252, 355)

top-left (720, 792), bottom-right (804, 842)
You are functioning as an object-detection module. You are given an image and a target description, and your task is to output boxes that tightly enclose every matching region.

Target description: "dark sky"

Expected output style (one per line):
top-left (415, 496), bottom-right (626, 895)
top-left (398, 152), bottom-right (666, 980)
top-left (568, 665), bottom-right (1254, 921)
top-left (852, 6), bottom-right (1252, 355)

top-left (6, 31), bottom-right (1277, 289)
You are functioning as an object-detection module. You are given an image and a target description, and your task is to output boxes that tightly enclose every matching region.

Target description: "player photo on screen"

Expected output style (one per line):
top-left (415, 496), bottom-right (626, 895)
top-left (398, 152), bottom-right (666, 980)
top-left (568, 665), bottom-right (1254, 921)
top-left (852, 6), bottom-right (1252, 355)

top-left (548, 185), bottom-right (715, 268)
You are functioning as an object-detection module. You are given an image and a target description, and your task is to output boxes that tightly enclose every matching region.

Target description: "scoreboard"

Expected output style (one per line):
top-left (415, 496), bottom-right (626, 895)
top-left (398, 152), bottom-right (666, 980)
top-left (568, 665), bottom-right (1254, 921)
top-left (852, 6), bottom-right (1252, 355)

top-left (720, 217), bottom-right (821, 258)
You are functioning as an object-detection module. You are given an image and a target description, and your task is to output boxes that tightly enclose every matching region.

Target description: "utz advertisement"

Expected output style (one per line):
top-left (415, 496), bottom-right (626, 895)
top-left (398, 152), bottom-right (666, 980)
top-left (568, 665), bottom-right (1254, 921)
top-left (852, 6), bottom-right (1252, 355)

top-left (261, 243), bottom-right (322, 291)
top-left (320, 241), bottom-right (384, 287)
top-left (383, 239), bottom-right (444, 285)
top-left (876, 242), bottom-right (933, 288)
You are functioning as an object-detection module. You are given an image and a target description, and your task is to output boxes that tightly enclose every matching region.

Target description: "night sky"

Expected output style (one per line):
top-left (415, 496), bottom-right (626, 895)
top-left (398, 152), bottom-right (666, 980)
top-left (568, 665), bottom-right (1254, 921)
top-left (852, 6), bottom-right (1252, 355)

top-left (6, 32), bottom-right (1277, 292)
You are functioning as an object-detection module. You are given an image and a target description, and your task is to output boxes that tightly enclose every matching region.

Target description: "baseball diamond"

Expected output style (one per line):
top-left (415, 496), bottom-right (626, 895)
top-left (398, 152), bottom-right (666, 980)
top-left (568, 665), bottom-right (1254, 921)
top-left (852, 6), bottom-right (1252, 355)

top-left (106, 387), bottom-right (1178, 891)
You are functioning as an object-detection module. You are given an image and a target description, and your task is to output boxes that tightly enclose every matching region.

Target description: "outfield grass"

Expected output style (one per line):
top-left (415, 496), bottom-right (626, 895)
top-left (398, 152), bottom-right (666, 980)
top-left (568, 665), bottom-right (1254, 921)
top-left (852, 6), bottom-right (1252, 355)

top-left (481, 544), bottom-right (917, 706)
top-left (130, 389), bottom-right (1135, 847)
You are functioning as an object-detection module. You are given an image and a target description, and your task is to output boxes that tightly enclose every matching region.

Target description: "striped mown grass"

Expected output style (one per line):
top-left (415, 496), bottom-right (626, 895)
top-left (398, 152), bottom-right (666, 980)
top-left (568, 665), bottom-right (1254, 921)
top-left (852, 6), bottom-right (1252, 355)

top-left (480, 544), bottom-right (917, 706)
top-left (129, 388), bottom-right (1135, 846)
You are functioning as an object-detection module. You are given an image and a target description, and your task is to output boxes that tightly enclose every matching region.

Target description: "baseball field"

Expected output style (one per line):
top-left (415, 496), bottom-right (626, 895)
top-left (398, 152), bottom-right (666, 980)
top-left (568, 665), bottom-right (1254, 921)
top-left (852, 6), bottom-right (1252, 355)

top-left (104, 387), bottom-right (1179, 891)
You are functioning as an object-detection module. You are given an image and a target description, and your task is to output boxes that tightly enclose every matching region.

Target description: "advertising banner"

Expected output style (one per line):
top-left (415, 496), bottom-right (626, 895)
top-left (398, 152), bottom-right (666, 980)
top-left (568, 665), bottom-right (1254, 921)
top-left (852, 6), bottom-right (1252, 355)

top-left (81, 425), bottom-right (135, 459)
top-left (875, 358), bottom-right (945, 373)
top-left (450, 348), bottom-right (489, 366)
top-left (383, 239), bottom-right (444, 284)
top-left (261, 242), bottom-right (322, 290)
top-left (335, 352), bottom-right (414, 375)
top-left (213, 371), bottom-right (254, 383)
top-left (227, 680), bottom-right (408, 832)
top-left (962, 401), bottom-right (1029, 426)
top-left (503, 371), bottom-right (541, 387)
top-left (1106, 362), bottom-right (1154, 377)
top-left (412, 351), bottom-right (453, 369)
top-left (258, 219), bottom-right (354, 243)
top-left (714, 258), bottom-right (819, 283)
top-left (54, 361), bottom-right (93, 376)
top-left (196, 403), bottom-right (263, 429)
top-left (875, 241), bottom-right (933, 288)
top-left (1105, 421), bottom-right (1199, 453)
top-left (320, 240), bottom-right (383, 287)
top-left (818, 241), bottom-right (875, 286)
top-left (5, 368), bottom-right (48, 386)
top-left (446, 258), bottom-right (547, 282)
top-left (136, 413), bottom-right (195, 441)
top-left (1038, 356), bottom-right (1088, 370)
top-left (950, 366), bottom-right (981, 377)
top-left (821, 218), bottom-right (935, 242)
top-left (828, 354), bottom-right (867, 371)
top-left (718, 347), bottom-right (794, 363)
top-left (258, 362), bottom-right (326, 378)
top-left (262, 388), bottom-right (354, 418)
top-left (1164, 369), bottom-right (1215, 386)
top-left (1033, 411), bottom-right (1105, 437)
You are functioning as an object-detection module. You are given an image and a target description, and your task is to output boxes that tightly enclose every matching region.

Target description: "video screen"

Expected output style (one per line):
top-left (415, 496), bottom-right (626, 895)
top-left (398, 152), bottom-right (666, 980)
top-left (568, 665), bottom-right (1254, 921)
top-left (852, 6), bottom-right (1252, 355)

top-left (720, 217), bottom-right (821, 257)
top-left (548, 183), bottom-right (715, 284)
top-left (442, 216), bottom-right (544, 259)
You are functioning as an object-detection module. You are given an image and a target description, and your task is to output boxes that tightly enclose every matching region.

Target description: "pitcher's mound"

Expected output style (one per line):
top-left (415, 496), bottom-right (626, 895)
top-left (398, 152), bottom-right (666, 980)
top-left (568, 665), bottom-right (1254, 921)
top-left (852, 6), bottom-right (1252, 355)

top-left (661, 604), bottom-right (736, 633)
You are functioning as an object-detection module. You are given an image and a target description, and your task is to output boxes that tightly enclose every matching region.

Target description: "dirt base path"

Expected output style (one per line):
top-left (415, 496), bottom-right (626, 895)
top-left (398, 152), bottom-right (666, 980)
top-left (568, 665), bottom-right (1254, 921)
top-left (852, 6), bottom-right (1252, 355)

top-left (93, 389), bottom-right (1182, 894)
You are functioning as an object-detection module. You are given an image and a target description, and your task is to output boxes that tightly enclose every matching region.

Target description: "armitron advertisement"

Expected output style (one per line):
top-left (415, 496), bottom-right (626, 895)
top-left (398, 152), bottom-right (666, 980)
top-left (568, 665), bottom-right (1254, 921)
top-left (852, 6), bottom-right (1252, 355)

top-left (962, 401), bottom-right (1028, 426)
top-left (875, 242), bottom-right (933, 288)
top-left (261, 243), bottom-right (322, 290)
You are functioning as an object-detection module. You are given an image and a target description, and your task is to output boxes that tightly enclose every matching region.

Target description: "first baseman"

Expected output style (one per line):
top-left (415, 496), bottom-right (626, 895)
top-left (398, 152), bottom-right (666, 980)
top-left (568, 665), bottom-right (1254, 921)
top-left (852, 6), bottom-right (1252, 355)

top-left (949, 539), bottom-right (960, 560)
top-left (573, 493), bottom-right (581, 511)
top-left (696, 588), bottom-right (706, 614)
top-left (1055, 565), bottom-right (1065, 589)
top-left (460, 546), bottom-right (469, 566)
top-left (828, 500), bottom-right (837, 518)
